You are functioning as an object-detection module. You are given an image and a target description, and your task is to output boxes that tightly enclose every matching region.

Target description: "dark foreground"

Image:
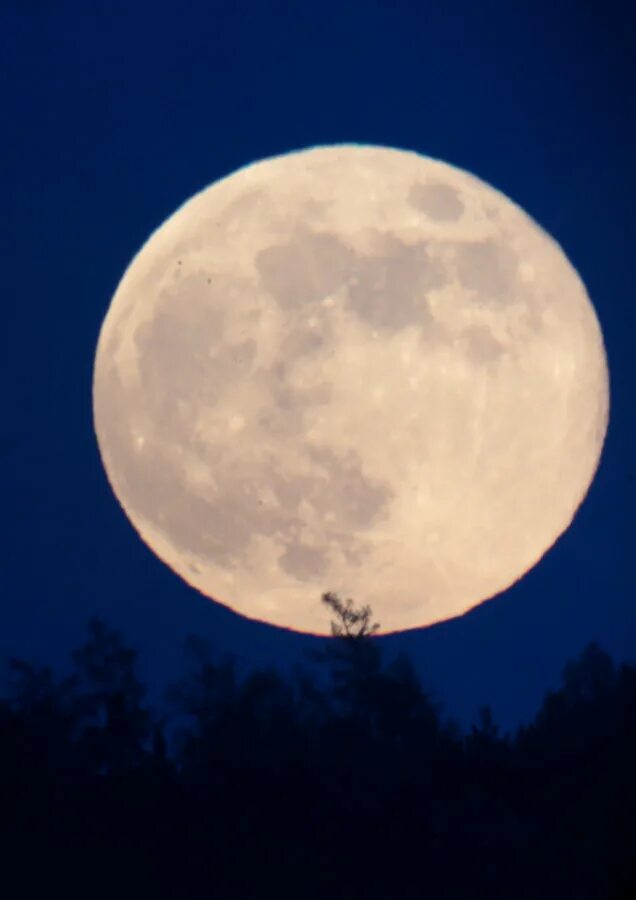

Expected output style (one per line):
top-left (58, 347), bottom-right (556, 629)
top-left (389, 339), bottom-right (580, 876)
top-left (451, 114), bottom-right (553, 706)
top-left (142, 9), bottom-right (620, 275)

top-left (2, 600), bottom-right (635, 899)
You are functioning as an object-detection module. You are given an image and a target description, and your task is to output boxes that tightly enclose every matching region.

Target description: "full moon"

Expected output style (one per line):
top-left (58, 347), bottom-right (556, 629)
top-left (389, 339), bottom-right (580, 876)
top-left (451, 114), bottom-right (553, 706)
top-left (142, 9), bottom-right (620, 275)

top-left (92, 145), bottom-right (609, 635)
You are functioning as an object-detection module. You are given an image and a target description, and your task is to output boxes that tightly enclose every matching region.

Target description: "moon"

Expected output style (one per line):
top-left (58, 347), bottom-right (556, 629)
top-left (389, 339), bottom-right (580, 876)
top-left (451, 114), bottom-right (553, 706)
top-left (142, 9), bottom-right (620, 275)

top-left (92, 144), bottom-right (610, 635)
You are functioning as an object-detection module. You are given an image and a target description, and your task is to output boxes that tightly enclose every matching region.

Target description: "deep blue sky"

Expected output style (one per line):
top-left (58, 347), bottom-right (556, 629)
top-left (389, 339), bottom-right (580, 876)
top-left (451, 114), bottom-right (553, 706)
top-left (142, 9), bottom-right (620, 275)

top-left (1, 0), bottom-right (633, 731)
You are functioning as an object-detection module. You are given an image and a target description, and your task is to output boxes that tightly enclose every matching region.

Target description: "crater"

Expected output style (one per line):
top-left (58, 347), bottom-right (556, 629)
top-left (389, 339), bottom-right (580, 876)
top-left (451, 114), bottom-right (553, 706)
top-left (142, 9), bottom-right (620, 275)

top-left (407, 181), bottom-right (465, 222)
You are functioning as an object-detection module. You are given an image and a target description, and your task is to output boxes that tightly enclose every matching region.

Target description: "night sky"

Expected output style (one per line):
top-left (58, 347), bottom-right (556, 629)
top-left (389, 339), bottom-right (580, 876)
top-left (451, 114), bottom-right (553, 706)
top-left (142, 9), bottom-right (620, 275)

top-left (2, 0), bottom-right (633, 733)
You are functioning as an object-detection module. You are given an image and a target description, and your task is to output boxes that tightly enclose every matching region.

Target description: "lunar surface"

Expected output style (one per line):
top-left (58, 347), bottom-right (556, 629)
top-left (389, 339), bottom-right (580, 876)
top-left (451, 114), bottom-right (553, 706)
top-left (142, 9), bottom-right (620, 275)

top-left (92, 144), bottom-right (610, 635)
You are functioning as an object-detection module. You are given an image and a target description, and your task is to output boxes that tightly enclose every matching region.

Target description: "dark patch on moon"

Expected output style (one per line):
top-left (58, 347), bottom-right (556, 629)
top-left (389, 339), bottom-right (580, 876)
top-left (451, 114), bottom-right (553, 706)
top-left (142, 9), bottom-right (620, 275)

top-left (94, 365), bottom-right (243, 562)
top-left (307, 445), bottom-right (394, 529)
top-left (461, 324), bottom-right (506, 365)
top-left (269, 472), bottom-right (317, 509)
top-left (256, 316), bottom-right (336, 437)
top-left (97, 221), bottom-right (426, 587)
top-left (96, 350), bottom-right (395, 585)
top-left (454, 239), bottom-right (518, 300)
top-left (255, 230), bottom-right (356, 309)
top-left (98, 381), bottom-right (290, 564)
top-left (279, 323), bottom-right (328, 358)
top-left (347, 235), bottom-right (447, 331)
top-left (273, 446), bottom-right (394, 581)
top-left (278, 541), bottom-right (329, 580)
top-left (407, 182), bottom-right (465, 222)
top-left (256, 227), bottom-right (452, 337)
top-left (134, 272), bottom-right (258, 427)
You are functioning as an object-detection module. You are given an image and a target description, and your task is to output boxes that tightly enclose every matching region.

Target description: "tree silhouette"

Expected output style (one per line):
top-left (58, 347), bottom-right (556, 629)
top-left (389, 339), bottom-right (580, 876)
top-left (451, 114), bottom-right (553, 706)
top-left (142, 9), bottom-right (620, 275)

top-left (321, 590), bottom-right (380, 639)
top-left (310, 591), bottom-right (382, 719)
top-left (1, 610), bottom-right (635, 900)
top-left (2, 658), bottom-right (81, 801)
top-left (71, 617), bottom-right (151, 775)
top-left (562, 640), bottom-right (616, 705)
top-left (6, 658), bottom-right (79, 744)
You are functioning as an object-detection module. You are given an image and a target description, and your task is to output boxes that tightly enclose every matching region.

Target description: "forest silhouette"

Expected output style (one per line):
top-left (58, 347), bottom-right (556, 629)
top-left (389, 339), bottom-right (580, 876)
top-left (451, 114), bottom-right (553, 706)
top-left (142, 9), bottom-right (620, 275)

top-left (2, 592), bottom-right (634, 899)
